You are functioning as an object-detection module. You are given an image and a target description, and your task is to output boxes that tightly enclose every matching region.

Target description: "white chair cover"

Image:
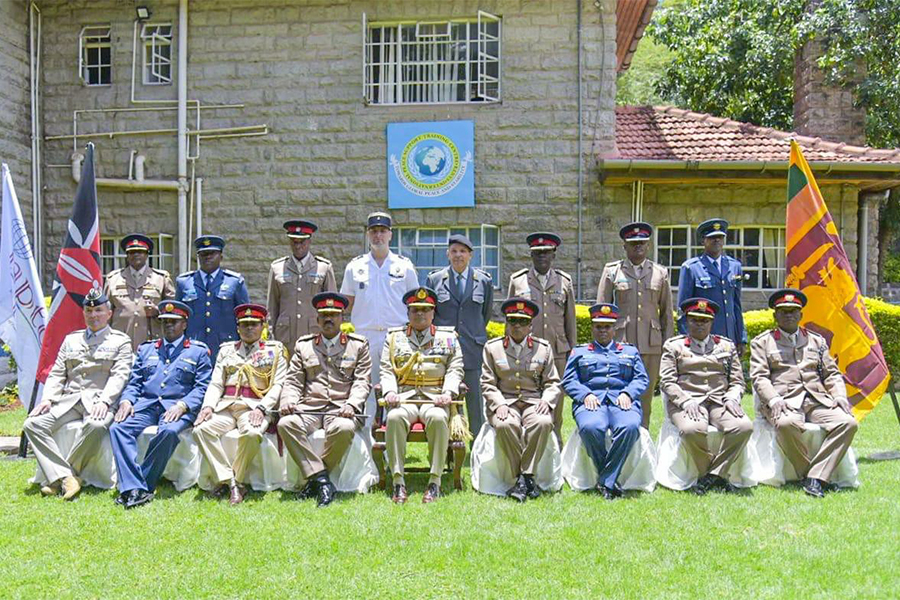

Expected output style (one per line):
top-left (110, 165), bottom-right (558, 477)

top-left (196, 431), bottom-right (286, 492)
top-left (30, 420), bottom-right (116, 490)
top-left (560, 426), bottom-right (657, 492)
top-left (135, 426), bottom-right (202, 492)
top-left (748, 392), bottom-right (859, 488)
top-left (655, 393), bottom-right (758, 491)
top-left (469, 422), bottom-right (563, 496)
top-left (283, 429), bottom-right (380, 494)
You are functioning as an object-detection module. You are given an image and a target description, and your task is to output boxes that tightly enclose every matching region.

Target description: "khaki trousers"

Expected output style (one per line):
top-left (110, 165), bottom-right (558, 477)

top-left (24, 404), bottom-right (112, 484)
top-left (766, 397), bottom-right (858, 482)
top-left (551, 356), bottom-right (567, 448)
top-left (669, 401), bottom-right (752, 478)
top-left (192, 404), bottom-right (270, 485)
top-left (277, 412), bottom-right (357, 479)
top-left (490, 401), bottom-right (553, 477)
top-left (385, 402), bottom-right (448, 487)
top-left (640, 353), bottom-right (661, 429)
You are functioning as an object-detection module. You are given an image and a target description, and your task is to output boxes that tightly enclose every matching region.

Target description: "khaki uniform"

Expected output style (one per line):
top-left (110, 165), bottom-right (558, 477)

top-left (749, 328), bottom-right (857, 482)
top-left (507, 267), bottom-right (576, 440)
top-left (481, 335), bottom-right (562, 477)
top-left (278, 332), bottom-right (371, 478)
top-left (660, 334), bottom-right (752, 478)
top-left (380, 325), bottom-right (464, 486)
top-left (193, 339), bottom-right (288, 485)
top-left (598, 259), bottom-right (674, 427)
top-left (266, 253), bottom-right (337, 350)
top-left (104, 266), bottom-right (176, 351)
top-left (24, 328), bottom-right (133, 484)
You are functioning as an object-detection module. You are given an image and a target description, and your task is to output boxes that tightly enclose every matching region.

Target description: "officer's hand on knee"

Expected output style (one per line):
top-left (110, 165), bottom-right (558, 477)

top-left (30, 400), bottom-right (51, 417)
top-left (536, 400), bottom-right (551, 416)
top-left (91, 401), bottom-right (109, 421)
top-left (724, 399), bottom-right (744, 417)
top-left (770, 399), bottom-right (787, 420)
top-left (385, 392), bottom-right (400, 408)
top-left (435, 393), bottom-right (451, 408)
top-left (338, 404), bottom-right (355, 418)
top-left (836, 397), bottom-right (852, 415)
top-left (249, 407), bottom-right (266, 427)
top-left (684, 400), bottom-right (702, 421)
top-left (496, 404), bottom-right (510, 420)
top-left (279, 402), bottom-right (296, 416)
top-left (195, 406), bottom-right (213, 425)
top-left (163, 404), bottom-right (185, 423)
top-left (616, 393), bottom-right (633, 411)
top-left (584, 394), bottom-right (599, 411)
top-left (114, 400), bottom-right (134, 423)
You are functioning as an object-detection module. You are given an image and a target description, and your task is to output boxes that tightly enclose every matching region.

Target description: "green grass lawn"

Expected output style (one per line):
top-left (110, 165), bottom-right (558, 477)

top-left (1, 396), bottom-right (898, 599)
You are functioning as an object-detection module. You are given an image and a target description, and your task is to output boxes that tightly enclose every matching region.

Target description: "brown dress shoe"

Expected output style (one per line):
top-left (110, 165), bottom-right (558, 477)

top-left (422, 483), bottom-right (441, 504)
top-left (40, 481), bottom-right (61, 497)
top-left (391, 484), bottom-right (408, 504)
top-left (210, 483), bottom-right (229, 498)
top-left (61, 476), bottom-right (81, 501)
top-left (229, 483), bottom-right (246, 506)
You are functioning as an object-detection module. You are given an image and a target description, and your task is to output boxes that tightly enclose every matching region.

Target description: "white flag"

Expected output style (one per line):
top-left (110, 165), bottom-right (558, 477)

top-left (0, 164), bottom-right (47, 407)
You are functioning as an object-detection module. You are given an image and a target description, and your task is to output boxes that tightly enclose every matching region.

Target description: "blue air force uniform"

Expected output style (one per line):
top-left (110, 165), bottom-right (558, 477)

top-left (562, 304), bottom-right (648, 491)
top-left (176, 268), bottom-right (249, 359)
top-left (676, 219), bottom-right (746, 345)
top-left (110, 302), bottom-right (213, 496)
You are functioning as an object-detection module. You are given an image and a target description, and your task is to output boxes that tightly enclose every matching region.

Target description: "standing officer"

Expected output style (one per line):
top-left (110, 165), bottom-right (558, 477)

top-left (104, 233), bottom-right (176, 351)
top-left (176, 235), bottom-right (250, 362)
top-left (23, 289), bottom-right (133, 500)
top-left (193, 304), bottom-right (288, 505)
top-left (659, 298), bottom-right (752, 494)
top-left (562, 303), bottom-right (648, 500)
top-left (109, 300), bottom-right (212, 508)
top-left (340, 212), bottom-right (419, 419)
top-left (266, 220), bottom-right (336, 350)
top-left (598, 222), bottom-right (674, 429)
top-left (381, 287), bottom-right (464, 504)
top-left (677, 219), bottom-right (746, 354)
top-left (426, 234), bottom-right (493, 438)
top-left (749, 289), bottom-right (858, 498)
top-left (481, 298), bottom-right (561, 502)
top-left (507, 232), bottom-right (576, 444)
top-left (278, 292), bottom-right (371, 507)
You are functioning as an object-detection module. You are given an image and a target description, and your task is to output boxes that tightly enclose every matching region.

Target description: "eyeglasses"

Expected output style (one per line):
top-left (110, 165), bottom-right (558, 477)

top-left (507, 317), bottom-right (531, 326)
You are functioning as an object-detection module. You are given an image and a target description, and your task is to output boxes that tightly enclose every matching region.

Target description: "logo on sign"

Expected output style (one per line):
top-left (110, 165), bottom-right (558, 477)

top-left (390, 132), bottom-right (472, 198)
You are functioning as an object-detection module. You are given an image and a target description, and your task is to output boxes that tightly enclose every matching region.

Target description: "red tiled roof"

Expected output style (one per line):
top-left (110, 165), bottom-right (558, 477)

top-left (617, 0), bottom-right (658, 73)
top-left (610, 105), bottom-right (900, 163)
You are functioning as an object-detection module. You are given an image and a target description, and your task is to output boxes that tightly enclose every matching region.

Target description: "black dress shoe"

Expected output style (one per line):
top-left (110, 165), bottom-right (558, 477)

top-left (523, 474), bottom-right (542, 499)
top-left (315, 474), bottom-right (336, 508)
top-left (115, 490), bottom-right (137, 506)
top-left (126, 489), bottom-right (154, 509)
top-left (297, 479), bottom-right (318, 500)
top-left (803, 477), bottom-right (825, 498)
top-left (596, 484), bottom-right (619, 500)
top-left (824, 481), bottom-right (841, 493)
top-left (506, 476), bottom-right (527, 503)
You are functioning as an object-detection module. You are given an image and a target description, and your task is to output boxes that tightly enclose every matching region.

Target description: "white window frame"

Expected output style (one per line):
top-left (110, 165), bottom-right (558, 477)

top-left (79, 25), bottom-right (112, 86)
top-left (654, 225), bottom-right (786, 291)
top-left (141, 23), bottom-right (173, 85)
top-left (388, 225), bottom-right (501, 287)
top-left (362, 12), bottom-right (501, 105)
top-left (101, 234), bottom-right (176, 274)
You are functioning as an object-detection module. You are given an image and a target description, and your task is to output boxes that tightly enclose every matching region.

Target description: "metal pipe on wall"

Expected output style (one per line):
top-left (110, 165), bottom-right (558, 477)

top-left (29, 2), bottom-right (42, 278)
top-left (177, 0), bottom-right (189, 273)
top-left (575, 0), bottom-right (584, 301)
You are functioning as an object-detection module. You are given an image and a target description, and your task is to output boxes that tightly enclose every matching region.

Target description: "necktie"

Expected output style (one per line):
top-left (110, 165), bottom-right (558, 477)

top-left (206, 274), bottom-right (213, 289)
top-left (457, 273), bottom-right (465, 296)
top-left (634, 263), bottom-right (642, 279)
top-left (164, 343), bottom-right (173, 362)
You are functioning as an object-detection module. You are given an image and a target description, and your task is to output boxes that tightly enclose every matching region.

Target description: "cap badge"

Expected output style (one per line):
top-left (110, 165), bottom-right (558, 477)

top-left (203, 239), bottom-right (211, 246)
top-left (416, 289), bottom-right (427, 300)
top-left (713, 223), bottom-right (721, 231)
top-left (244, 308), bottom-right (252, 316)
top-left (165, 303), bottom-right (174, 313)
top-left (600, 306), bottom-right (611, 315)
top-left (698, 301), bottom-right (707, 309)
top-left (785, 294), bottom-right (794, 302)
top-left (516, 302), bottom-right (524, 310)
top-left (326, 298), bottom-right (334, 307)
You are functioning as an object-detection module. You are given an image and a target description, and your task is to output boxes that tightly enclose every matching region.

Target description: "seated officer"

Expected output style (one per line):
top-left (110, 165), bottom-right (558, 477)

top-left (24, 289), bottom-right (133, 500)
top-left (193, 304), bottom-right (288, 505)
top-left (749, 288), bottom-right (858, 498)
top-left (109, 300), bottom-right (213, 509)
top-left (481, 298), bottom-right (562, 502)
top-left (659, 298), bottom-right (752, 495)
top-left (562, 303), bottom-right (648, 500)
top-left (278, 292), bottom-right (371, 507)
top-left (381, 287), bottom-right (464, 504)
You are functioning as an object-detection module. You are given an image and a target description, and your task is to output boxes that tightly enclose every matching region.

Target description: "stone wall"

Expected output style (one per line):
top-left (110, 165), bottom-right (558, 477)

top-left (36, 0), bottom-right (619, 306)
top-left (0, 0), bottom-right (32, 234)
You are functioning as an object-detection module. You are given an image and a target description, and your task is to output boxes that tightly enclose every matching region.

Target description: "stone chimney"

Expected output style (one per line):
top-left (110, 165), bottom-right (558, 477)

top-left (792, 2), bottom-right (866, 145)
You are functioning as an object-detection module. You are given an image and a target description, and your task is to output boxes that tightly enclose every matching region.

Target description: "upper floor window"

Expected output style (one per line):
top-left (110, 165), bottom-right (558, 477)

top-left (141, 23), bottom-right (173, 85)
top-left (655, 225), bottom-right (785, 290)
top-left (363, 12), bottom-right (501, 105)
top-left (101, 234), bottom-right (175, 275)
top-left (79, 25), bottom-right (112, 86)
top-left (388, 225), bottom-right (500, 287)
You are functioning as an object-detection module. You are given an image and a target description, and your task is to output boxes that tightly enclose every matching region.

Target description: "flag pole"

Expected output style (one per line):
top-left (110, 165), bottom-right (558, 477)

top-left (16, 381), bottom-right (40, 458)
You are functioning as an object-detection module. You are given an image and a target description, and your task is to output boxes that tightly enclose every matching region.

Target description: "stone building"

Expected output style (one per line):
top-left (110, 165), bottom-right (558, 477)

top-left (1, 0), bottom-right (898, 312)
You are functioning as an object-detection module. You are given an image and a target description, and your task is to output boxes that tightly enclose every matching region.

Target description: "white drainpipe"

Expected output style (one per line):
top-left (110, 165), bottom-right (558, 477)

top-left (71, 152), bottom-right (179, 191)
top-left (177, 0), bottom-right (189, 273)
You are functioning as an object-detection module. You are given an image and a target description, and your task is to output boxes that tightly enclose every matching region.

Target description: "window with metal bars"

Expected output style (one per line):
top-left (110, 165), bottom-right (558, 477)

top-left (101, 234), bottom-right (175, 275)
top-left (388, 225), bottom-right (501, 287)
top-left (655, 225), bottom-right (786, 290)
top-left (79, 25), bottom-right (112, 86)
top-left (141, 23), bottom-right (173, 85)
top-left (363, 12), bottom-right (501, 105)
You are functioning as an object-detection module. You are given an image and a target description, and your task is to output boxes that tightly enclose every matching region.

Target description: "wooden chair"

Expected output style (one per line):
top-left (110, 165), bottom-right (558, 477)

top-left (371, 383), bottom-right (468, 491)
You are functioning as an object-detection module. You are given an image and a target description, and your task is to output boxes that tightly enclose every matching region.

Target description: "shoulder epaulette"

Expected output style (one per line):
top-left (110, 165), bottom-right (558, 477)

top-left (531, 335), bottom-right (551, 347)
top-left (177, 270), bottom-right (196, 278)
top-left (474, 268), bottom-right (491, 280)
top-left (150, 267), bottom-right (170, 277)
top-left (349, 254), bottom-right (366, 262)
top-left (395, 253), bottom-right (413, 262)
top-left (107, 268), bottom-right (124, 277)
top-left (347, 332), bottom-right (367, 342)
top-left (556, 269), bottom-right (573, 281)
top-left (296, 333), bottom-right (316, 342)
top-left (190, 340), bottom-right (210, 349)
top-left (271, 256), bottom-right (289, 266)
top-left (109, 329), bottom-right (131, 340)
top-left (387, 326), bottom-right (405, 333)
top-left (428, 268), bottom-right (444, 276)
top-left (485, 336), bottom-right (504, 346)
top-left (511, 267), bottom-right (529, 278)
top-left (223, 269), bottom-right (243, 278)
top-left (314, 255), bottom-right (332, 265)
top-left (603, 260), bottom-right (621, 269)
top-left (436, 325), bottom-right (456, 333)
top-left (138, 339), bottom-right (156, 348)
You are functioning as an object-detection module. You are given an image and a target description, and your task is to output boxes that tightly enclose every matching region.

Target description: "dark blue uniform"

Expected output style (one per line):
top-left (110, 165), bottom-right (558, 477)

top-left (563, 341), bottom-right (648, 489)
top-left (676, 254), bottom-right (746, 344)
top-left (110, 337), bottom-right (212, 493)
top-left (175, 269), bottom-right (250, 360)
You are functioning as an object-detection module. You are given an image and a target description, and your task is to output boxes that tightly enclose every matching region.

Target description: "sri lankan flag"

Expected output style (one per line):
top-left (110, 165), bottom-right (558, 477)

top-left (786, 140), bottom-right (889, 420)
